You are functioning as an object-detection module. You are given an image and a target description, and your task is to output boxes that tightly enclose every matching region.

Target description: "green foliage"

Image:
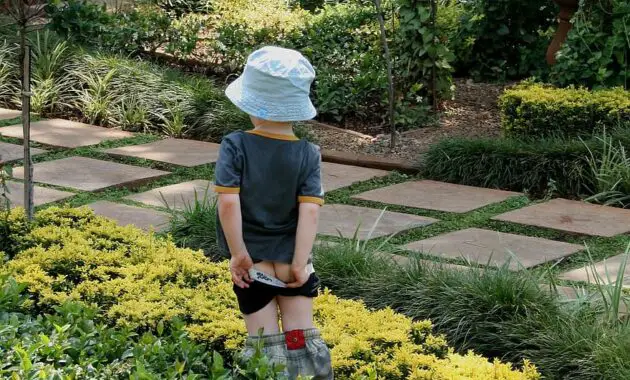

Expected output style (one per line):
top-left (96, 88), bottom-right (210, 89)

top-left (46, 1), bottom-right (201, 57)
top-left (396, 0), bottom-right (455, 114)
top-left (167, 188), bottom-right (220, 259)
top-left (0, 31), bottom-right (246, 141)
top-left (550, 0), bottom-right (630, 89)
top-left (0, 277), bottom-right (289, 379)
top-left (499, 83), bottom-right (630, 138)
top-left (421, 128), bottom-right (630, 201)
top-left (585, 130), bottom-right (630, 207)
top-left (152, 0), bottom-right (213, 16)
top-left (0, 207), bottom-right (539, 379)
top-left (314, 240), bottom-right (630, 380)
top-left (295, 3), bottom-right (387, 125)
top-left (449, 0), bottom-right (556, 80)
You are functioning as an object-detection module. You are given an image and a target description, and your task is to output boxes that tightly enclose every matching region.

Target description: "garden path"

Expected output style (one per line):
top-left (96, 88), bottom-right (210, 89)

top-left (1, 113), bottom-right (629, 290)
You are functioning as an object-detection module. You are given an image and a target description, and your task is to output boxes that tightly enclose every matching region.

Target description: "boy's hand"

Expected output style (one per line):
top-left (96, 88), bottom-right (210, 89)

top-left (230, 252), bottom-right (254, 289)
top-left (286, 264), bottom-right (310, 288)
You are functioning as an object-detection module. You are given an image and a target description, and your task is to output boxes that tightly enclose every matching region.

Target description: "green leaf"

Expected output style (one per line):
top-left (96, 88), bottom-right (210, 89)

top-left (497, 24), bottom-right (509, 36)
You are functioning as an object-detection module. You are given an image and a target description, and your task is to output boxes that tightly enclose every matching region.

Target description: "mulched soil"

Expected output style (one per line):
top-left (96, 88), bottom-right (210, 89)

top-left (311, 78), bottom-right (512, 162)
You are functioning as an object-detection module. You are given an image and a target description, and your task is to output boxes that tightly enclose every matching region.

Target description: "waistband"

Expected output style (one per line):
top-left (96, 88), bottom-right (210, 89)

top-left (245, 328), bottom-right (321, 347)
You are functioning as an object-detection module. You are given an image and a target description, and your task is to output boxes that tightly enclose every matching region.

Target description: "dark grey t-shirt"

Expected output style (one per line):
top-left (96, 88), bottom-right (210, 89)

top-left (214, 130), bottom-right (324, 263)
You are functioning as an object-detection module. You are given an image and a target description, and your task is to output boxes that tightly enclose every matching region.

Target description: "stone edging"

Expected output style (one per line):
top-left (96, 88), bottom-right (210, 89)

top-left (321, 149), bottom-right (421, 174)
top-left (305, 120), bottom-right (374, 140)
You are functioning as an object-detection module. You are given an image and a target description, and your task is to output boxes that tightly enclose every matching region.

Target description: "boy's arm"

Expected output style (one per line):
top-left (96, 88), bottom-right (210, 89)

top-left (292, 202), bottom-right (320, 270)
top-left (214, 136), bottom-right (252, 288)
top-left (218, 194), bottom-right (248, 258)
top-left (288, 145), bottom-right (324, 288)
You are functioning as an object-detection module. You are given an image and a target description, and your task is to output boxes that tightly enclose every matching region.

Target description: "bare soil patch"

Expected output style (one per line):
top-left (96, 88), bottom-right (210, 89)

top-left (311, 78), bottom-right (510, 162)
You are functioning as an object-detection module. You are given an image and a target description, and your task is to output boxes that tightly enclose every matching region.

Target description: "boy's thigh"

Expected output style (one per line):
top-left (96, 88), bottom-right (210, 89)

top-left (277, 295), bottom-right (314, 331)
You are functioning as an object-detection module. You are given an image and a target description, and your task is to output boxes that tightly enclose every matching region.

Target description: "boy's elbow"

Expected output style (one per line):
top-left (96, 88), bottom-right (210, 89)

top-left (218, 194), bottom-right (240, 214)
top-left (299, 203), bottom-right (320, 223)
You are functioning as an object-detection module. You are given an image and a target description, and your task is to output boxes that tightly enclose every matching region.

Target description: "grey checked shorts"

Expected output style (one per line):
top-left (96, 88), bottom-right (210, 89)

top-left (241, 329), bottom-right (333, 380)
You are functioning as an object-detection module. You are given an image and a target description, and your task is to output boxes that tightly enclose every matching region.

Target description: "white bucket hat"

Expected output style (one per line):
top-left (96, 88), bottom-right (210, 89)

top-left (225, 46), bottom-right (317, 122)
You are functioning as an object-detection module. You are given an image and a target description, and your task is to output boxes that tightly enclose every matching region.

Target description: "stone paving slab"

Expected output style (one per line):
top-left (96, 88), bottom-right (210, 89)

top-left (403, 228), bottom-right (583, 270)
top-left (318, 204), bottom-right (438, 240)
top-left (105, 139), bottom-right (220, 167)
top-left (125, 180), bottom-right (214, 210)
top-left (353, 180), bottom-right (520, 213)
top-left (384, 253), bottom-right (470, 271)
top-left (4, 181), bottom-right (75, 207)
top-left (493, 198), bottom-right (630, 237)
top-left (321, 162), bottom-right (389, 192)
top-left (87, 201), bottom-right (170, 232)
top-left (0, 141), bottom-right (47, 163)
top-left (0, 119), bottom-right (133, 148)
top-left (0, 108), bottom-right (21, 120)
top-left (12, 157), bottom-right (170, 192)
top-left (560, 254), bottom-right (630, 287)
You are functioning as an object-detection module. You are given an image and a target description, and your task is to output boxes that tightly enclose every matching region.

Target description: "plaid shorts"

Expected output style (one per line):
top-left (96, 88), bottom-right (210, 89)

top-left (241, 329), bottom-right (333, 380)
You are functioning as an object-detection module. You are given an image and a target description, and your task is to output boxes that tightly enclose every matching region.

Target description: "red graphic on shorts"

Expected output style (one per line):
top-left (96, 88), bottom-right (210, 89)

top-left (285, 330), bottom-right (306, 350)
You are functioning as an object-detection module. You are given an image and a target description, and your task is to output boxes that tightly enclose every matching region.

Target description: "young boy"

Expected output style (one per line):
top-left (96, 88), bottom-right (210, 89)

top-left (214, 46), bottom-right (333, 379)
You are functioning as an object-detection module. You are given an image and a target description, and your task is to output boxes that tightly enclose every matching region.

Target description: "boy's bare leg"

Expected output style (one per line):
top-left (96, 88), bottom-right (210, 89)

top-left (277, 295), bottom-right (314, 331)
top-left (274, 262), bottom-right (315, 331)
top-left (243, 261), bottom-right (281, 336)
top-left (243, 298), bottom-right (280, 336)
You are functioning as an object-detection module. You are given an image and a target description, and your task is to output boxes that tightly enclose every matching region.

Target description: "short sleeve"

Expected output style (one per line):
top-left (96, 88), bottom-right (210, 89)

top-left (298, 145), bottom-right (324, 206)
top-left (214, 137), bottom-right (242, 194)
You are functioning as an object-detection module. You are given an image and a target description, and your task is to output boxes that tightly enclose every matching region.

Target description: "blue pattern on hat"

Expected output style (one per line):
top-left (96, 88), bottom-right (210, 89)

top-left (225, 46), bottom-right (317, 122)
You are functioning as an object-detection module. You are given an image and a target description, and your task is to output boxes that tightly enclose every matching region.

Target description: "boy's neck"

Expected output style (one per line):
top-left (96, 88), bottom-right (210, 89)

top-left (250, 117), bottom-right (294, 136)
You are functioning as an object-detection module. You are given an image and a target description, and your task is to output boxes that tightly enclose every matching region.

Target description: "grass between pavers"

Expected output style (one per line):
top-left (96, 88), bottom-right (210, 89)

top-left (3, 130), bottom-right (626, 282)
top-left (325, 172), bottom-right (628, 275)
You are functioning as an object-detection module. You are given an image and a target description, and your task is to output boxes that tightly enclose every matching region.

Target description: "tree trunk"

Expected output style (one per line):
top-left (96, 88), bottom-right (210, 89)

top-left (430, 0), bottom-right (438, 111)
top-left (20, 29), bottom-right (34, 221)
top-left (373, 0), bottom-right (396, 149)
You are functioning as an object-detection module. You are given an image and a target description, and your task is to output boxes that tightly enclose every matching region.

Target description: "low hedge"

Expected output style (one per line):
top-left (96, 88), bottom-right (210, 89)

top-left (0, 207), bottom-right (539, 379)
top-left (500, 83), bottom-right (630, 138)
top-left (422, 129), bottom-right (630, 198)
top-left (421, 137), bottom-right (592, 197)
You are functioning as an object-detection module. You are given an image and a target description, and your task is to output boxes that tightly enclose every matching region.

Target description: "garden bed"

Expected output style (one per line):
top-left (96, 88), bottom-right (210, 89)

top-left (311, 78), bottom-right (506, 161)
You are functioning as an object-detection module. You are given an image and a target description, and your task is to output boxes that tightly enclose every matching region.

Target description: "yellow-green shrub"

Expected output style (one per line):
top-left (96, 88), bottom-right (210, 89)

top-left (500, 83), bottom-right (630, 138)
top-left (2, 207), bottom-right (539, 379)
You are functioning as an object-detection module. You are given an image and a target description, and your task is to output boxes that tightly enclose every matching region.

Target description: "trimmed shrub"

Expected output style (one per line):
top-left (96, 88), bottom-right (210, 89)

top-left (1, 207), bottom-right (539, 379)
top-left (0, 276), bottom-right (288, 378)
top-left (421, 137), bottom-right (593, 197)
top-left (500, 83), bottom-right (630, 138)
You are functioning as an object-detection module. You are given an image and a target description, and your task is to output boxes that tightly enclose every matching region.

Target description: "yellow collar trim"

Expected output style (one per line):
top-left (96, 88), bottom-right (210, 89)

top-left (246, 129), bottom-right (299, 141)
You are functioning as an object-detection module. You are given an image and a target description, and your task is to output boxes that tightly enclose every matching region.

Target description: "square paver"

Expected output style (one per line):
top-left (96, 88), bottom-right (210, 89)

top-left (403, 228), bottom-right (583, 270)
top-left (0, 141), bottom-right (47, 163)
top-left (125, 180), bottom-right (214, 210)
top-left (321, 162), bottom-right (389, 192)
top-left (353, 180), bottom-right (520, 213)
top-left (0, 119), bottom-right (134, 148)
top-left (560, 254), bottom-right (630, 287)
top-left (0, 108), bottom-right (21, 120)
top-left (12, 157), bottom-right (170, 192)
top-left (493, 198), bottom-right (630, 237)
top-left (105, 139), bottom-right (220, 167)
top-left (3, 181), bottom-right (75, 207)
top-left (87, 201), bottom-right (170, 232)
top-left (318, 204), bottom-right (438, 240)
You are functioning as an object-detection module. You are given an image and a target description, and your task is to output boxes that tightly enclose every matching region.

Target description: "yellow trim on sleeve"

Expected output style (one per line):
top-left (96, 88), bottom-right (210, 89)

top-left (298, 196), bottom-right (324, 206)
top-left (246, 129), bottom-right (299, 141)
top-left (214, 186), bottom-right (240, 194)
